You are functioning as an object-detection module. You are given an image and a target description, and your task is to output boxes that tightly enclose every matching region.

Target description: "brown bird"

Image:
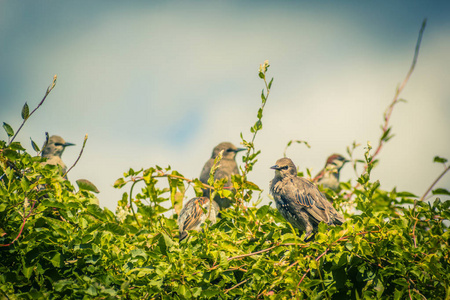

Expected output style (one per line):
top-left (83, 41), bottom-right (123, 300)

top-left (270, 157), bottom-right (344, 239)
top-left (177, 197), bottom-right (220, 241)
top-left (199, 142), bottom-right (245, 209)
top-left (313, 154), bottom-right (349, 191)
top-left (41, 135), bottom-right (75, 176)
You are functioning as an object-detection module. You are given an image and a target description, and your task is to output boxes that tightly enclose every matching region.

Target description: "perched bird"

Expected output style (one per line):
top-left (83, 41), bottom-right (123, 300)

top-left (270, 157), bottom-right (345, 239)
top-left (313, 154), bottom-right (349, 191)
top-left (199, 142), bottom-right (245, 209)
top-left (178, 197), bottom-right (220, 241)
top-left (41, 135), bottom-right (75, 176)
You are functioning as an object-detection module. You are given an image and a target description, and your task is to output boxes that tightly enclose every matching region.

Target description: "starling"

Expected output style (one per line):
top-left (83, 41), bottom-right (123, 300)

top-left (199, 142), bottom-right (245, 209)
top-left (270, 157), bottom-right (344, 239)
top-left (313, 154), bottom-right (349, 191)
top-left (178, 197), bottom-right (220, 241)
top-left (41, 135), bottom-right (75, 176)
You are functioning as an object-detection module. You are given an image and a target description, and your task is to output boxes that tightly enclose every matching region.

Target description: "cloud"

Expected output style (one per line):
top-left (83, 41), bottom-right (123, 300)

top-left (1, 2), bottom-right (449, 211)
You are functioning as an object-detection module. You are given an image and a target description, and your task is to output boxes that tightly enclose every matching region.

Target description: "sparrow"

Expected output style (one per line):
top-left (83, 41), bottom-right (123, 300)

top-left (313, 154), bottom-right (349, 191)
top-left (177, 197), bottom-right (220, 241)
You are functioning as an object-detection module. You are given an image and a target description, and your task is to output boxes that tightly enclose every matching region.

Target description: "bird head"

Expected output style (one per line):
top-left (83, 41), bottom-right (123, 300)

top-left (271, 157), bottom-right (297, 178)
top-left (325, 154), bottom-right (349, 170)
top-left (42, 135), bottom-right (75, 158)
top-left (211, 142), bottom-right (246, 160)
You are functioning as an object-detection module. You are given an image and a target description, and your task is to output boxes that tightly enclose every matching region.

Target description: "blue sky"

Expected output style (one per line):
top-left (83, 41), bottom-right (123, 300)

top-left (1, 1), bottom-right (449, 211)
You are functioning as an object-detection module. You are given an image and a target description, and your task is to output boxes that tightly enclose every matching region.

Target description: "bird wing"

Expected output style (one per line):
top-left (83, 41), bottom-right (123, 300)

top-left (179, 197), bottom-right (207, 232)
top-left (281, 177), bottom-right (331, 225)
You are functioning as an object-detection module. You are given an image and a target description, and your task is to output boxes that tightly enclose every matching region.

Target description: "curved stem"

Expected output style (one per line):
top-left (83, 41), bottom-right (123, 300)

top-left (0, 199), bottom-right (36, 247)
top-left (420, 165), bottom-right (450, 201)
top-left (63, 134), bottom-right (88, 178)
top-left (9, 75), bottom-right (57, 146)
top-left (129, 180), bottom-right (142, 227)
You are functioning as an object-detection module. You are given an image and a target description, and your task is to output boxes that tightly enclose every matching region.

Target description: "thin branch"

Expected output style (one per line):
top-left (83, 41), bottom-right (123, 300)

top-left (224, 278), bottom-right (250, 294)
top-left (369, 19), bottom-right (426, 164)
top-left (136, 173), bottom-right (215, 191)
top-left (297, 249), bottom-right (329, 287)
top-left (412, 162), bottom-right (449, 247)
top-left (8, 75), bottom-right (57, 145)
top-left (345, 20), bottom-right (426, 200)
top-left (0, 200), bottom-right (36, 247)
top-left (227, 244), bottom-right (281, 261)
top-left (419, 165), bottom-right (450, 201)
top-left (63, 134), bottom-right (88, 177)
top-left (129, 180), bottom-right (142, 227)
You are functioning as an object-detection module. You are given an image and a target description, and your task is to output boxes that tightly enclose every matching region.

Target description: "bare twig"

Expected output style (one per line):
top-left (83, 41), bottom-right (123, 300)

top-left (297, 249), bottom-right (329, 287)
top-left (224, 278), bottom-right (250, 294)
top-left (419, 165), bottom-right (450, 201)
top-left (129, 180), bottom-right (141, 227)
top-left (283, 140), bottom-right (311, 158)
top-left (8, 75), bottom-right (57, 145)
top-left (0, 200), bottom-right (36, 247)
top-left (412, 163), bottom-right (450, 247)
top-left (136, 173), bottom-right (215, 191)
top-left (369, 19), bottom-right (426, 165)
top-left (63, 134), bottom-right (88, 177)
top-left (345, 20), bottom-right (426, 200)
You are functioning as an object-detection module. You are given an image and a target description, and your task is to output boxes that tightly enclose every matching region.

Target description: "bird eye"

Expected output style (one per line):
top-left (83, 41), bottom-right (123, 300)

top-left (54, 143), bottom-right (63, 146)
top-left (282, 166), bottom-right (289, 170)
top-left (226, 148), bottom-right (234, 152)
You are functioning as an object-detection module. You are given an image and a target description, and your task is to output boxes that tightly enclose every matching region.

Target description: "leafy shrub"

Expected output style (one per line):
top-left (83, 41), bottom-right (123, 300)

top-left (1, 20), bottom-right (449, 299)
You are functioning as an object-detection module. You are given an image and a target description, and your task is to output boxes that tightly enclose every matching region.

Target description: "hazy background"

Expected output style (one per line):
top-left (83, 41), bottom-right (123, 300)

top-left (1, 1), bottom-right (449, 212)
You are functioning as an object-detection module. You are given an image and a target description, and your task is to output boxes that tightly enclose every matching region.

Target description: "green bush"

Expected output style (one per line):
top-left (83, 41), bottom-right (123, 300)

top-left (1, 21), bottom-right (449, 299)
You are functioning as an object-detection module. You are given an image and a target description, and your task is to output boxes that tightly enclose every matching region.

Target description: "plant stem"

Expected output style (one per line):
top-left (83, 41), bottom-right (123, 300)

top-left (63, 134), bottom-right (88, 178)
top-left (419, 165), bottom-right (450, 201)
top-left (8, 75), bottom-right (57, 146)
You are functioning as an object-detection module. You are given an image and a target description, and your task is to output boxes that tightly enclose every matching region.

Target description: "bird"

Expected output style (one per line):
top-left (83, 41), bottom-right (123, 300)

top-left (312, 154), bottom-right (349, 191)
top-left (41, 135), bottom-right (75, 176)
top-left (177, 197), bottom-right (220, 241)
top-left (270, 157), bottom-right (345, 239)
top-left (199, 142), bottom-right (245, 209)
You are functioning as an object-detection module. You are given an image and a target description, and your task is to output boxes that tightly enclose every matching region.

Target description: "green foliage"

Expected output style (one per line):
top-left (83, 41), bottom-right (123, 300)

top-left (1, 58), bottom-right (449, 299)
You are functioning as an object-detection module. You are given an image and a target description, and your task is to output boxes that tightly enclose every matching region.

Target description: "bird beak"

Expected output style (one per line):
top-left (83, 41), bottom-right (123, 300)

top-left (270, 165), bottom-right (280, 170)
top-left (236, 148), bottom-right (246, 153)
top-left (64, 142), bottom-right (75, 147)
top-left (344, 159), bottom-right (350, 163)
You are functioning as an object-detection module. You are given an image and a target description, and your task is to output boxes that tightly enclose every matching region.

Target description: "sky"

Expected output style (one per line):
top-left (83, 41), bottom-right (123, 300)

top-left (1, 1), bottom-right (449, 212)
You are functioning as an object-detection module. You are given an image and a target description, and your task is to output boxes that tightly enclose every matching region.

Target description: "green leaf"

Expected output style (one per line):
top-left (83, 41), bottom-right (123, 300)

top-left (396, 191), bottom-right (417, 198)
top-left (50, 252), bottom-right (62, 268)
top-left (21, 102), bottom-right (29, 120)
top-left (76, 179), bottom-right (100, 193)
top-left (30, 138), bottom-right (40, 152)
top-left (268, 77), bottom-right (274, 89)
top-left (432, 188), bottom-right (450, 196)
top-left (113, 177), bottom-right (126, 188)
top-left (3, 122), bottom-right (14, 137)
top-left (104, 223), bottom-right (126, 235)
top-left (433, 156), bottom-right (448, 164)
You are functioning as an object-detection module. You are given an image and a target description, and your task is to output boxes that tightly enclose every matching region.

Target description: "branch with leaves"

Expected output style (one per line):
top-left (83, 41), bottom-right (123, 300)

top-left (240, 60), bottom-right (273, 179)
top-left (3, 75), bottom-right (57, 145)
top-left (367, 19), bottom-right (426, 168)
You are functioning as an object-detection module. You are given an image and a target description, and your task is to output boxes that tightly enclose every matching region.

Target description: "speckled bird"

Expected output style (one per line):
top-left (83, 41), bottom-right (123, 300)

top-left (199, 142), bottom-right (245, 209)
top-left (177, 197), bottom-right (220, 241)
top-left (313, 154), bottom-right (349, 191)
top-left (270, 157), bottom-right (345, 239)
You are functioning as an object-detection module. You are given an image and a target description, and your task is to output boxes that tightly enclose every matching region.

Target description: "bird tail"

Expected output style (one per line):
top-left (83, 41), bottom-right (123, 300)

top-left (179, 231), bottom-right (188, 242)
